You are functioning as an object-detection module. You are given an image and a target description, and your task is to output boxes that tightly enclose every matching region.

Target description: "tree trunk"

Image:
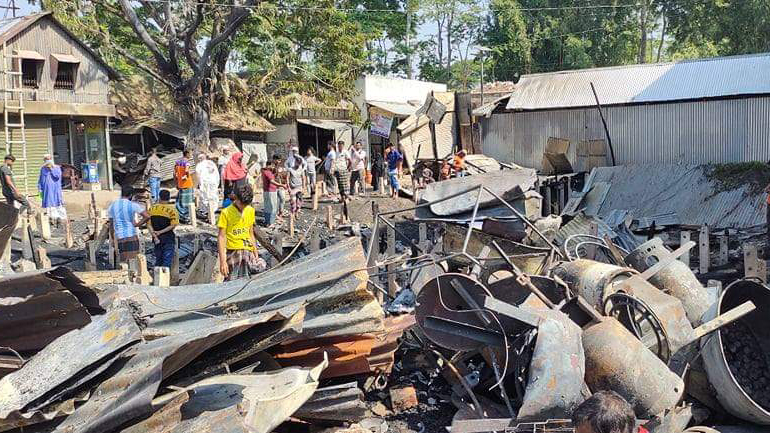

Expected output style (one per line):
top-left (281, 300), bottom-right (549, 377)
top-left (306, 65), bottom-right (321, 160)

top-left (656, 15), bottom-right (667, 62)
top-left (446, 11), bottom-right (454, 75)
top-left (436, 19), bottom-right (444, 66)
top-left (186, 102), bottom-right (211, 153)
top-left (638, 2), bottom-right (649, 63)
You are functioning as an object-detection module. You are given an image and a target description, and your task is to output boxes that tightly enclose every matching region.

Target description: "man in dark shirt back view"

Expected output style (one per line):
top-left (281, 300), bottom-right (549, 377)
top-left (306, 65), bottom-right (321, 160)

top-left (1, 154), bottom-right (30, 214)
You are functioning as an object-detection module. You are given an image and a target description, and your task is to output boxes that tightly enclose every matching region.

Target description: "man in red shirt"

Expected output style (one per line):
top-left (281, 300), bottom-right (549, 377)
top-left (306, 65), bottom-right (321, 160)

top-left (572, 391), bottom-right (648, 433)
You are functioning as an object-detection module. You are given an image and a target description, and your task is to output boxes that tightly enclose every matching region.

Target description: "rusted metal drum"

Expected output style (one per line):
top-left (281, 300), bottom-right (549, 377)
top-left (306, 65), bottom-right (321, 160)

top-left (551, 259), bottom-right (636, 310)
top-left (624, 237), bottom-right (711, 325)
top-left (415, 273), bottom-right (538, 351)
top-left (583, 318), bottom-right (684, 417)
top-left (701, 279), bottom-right (770, 425)
top-left (604, 277), bottom-right (695, 363)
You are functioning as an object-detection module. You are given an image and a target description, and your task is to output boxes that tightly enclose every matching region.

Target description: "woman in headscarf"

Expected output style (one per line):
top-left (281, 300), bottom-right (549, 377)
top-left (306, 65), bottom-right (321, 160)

top-left (38, 154), bottom-right (67, 225)
top-left (222, 151), bottom-right (248, 202)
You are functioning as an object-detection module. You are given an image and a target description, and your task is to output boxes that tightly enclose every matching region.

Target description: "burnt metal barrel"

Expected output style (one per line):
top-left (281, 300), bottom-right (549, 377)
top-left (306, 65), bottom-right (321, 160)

top-left (551, 260), bottom-right (636, 311)
top-left (624, 237), bottom-right (710, 325)
top-left (583, 317), bottom-right (684, 417)
top-left (701, 279), bottom-right (770, 425)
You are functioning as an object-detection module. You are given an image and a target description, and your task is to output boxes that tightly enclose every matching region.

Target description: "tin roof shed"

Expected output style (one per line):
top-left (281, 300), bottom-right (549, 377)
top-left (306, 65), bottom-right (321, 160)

top-left (506, 52), bottom-right (770, 111)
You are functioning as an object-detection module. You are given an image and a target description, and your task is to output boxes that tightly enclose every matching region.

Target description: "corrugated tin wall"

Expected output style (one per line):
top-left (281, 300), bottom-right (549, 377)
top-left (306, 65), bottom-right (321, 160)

top-left (481, 96), bottom-right (770, 169)
top-left (3, 115), bottom-right (51, 194)
top-left (400, 116), bottom-right (456, 164)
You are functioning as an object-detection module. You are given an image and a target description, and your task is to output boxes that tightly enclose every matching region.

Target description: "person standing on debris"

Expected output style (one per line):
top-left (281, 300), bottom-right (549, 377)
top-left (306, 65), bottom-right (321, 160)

top-left (217, 184), bottom-right (267, 281)
top-left (108, 184), bottom-right (150, 263)
top-left (349, 141), bottom-right (367, 196)
top-left (261, 158), bottom-right (283, 227)
top-left (452, 150), bottom-right (467, 177)
top-left (144, 148), bottom-right (162, 203)
top-left (1, 154), bottom-right (30, 214)
top-left (288, 157), bottom-right (304, 217)
top-left (572, 390), bottom-right (646, 433)
top-left (174, 150), bottom-right (194, 224)
top-left (332, 140), bottom-right (351, 203)
top-left (305, 148), bottom-right (322, 196)
top-left (38, 154), bottom-right (67, 225)
top-left (385, 144), bottom-right (403, 198)
top-left (272, 155), bottom-right (288, 219)
top-left (148, 189), bottom-right (178, 268)
top-left (285, 145), bottom-right (306, 172)
top-left (196, 154), bottom-right (220, 221)
top-left (323, 141), bottom-right (338, 199)
top-left (223, 151), bottom-right (248, 202)
top-left (370, 150), bottom-right (384, 193)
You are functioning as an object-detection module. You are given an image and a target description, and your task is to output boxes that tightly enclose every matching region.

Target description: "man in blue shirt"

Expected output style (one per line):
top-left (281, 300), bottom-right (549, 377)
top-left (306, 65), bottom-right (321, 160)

top-left (385, 144), bottom-right (403, 198)
top-left (108, 184), bottom-right (150, 263)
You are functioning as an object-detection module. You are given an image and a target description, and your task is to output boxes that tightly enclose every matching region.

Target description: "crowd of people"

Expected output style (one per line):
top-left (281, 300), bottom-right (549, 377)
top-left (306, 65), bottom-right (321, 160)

top-left (0, 139), bottom-right (474, 282)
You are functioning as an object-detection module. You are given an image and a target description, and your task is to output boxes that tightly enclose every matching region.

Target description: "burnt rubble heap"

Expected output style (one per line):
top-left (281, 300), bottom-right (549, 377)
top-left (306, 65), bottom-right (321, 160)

top-left (0, 168), bottom-right (769, 433)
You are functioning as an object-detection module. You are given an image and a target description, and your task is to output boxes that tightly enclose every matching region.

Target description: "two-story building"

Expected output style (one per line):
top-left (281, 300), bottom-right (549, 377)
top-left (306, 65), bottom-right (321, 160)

top-left (0, 12), bottom-right (118, 192)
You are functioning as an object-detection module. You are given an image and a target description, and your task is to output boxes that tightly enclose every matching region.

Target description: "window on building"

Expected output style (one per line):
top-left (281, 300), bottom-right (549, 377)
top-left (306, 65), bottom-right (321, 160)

top-left (54, 62), bottom-right (78, 90)
top-left (21, 59), bottom-right (42, 88)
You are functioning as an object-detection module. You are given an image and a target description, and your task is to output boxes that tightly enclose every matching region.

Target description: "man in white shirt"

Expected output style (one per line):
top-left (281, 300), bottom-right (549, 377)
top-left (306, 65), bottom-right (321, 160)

top-left (348, 141), bottom-right (367, 195)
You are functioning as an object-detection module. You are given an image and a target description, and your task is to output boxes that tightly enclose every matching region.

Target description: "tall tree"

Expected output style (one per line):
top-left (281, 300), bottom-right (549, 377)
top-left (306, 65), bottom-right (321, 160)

top-left (40, 0), bottom-right (368, 151)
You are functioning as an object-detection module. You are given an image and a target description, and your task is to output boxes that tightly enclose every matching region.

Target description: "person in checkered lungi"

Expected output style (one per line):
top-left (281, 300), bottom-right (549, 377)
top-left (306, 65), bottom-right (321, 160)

top-left (217, 184), bottom-right (267, 281)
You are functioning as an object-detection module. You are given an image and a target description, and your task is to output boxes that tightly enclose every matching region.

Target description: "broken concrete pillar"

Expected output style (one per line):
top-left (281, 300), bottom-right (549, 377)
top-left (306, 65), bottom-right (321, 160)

top-left (208, 203), bottom-right (217, 225)
top-left (189, 203), bottom-right (197, 227)
top-left (717, 235), bottom-right (729, 266)
top-left (132, 254), bottom-right (152, 285)
top-left (35, 246), bottom-right (51, 269)
top-left (153, 267), bottom-right (170, 287)
top-left (36, 212), bottom-right (51, 240)
top-left (679, 231), bottom-right (691, 266)
top-left (289, 213), bottom-right (295, 237)
top-left (309, 229), bottom-right (320, 252)
top-left (64, 219), bottom-right (74, 248)
top-left (699, 225), bottom-right (710, 274)
top-left (743, 244), bottom-right (767, 282)
top-left (312, 182), bottom-right (319, 211)
top-left (326, 205), bottom-right (334, 230)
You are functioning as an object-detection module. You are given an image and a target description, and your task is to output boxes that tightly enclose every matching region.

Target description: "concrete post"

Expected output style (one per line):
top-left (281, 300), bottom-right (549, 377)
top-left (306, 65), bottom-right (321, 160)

top-left (679, 231), bottom-right (691, 267)
top-left (699, 225), bottom-right (710, 274)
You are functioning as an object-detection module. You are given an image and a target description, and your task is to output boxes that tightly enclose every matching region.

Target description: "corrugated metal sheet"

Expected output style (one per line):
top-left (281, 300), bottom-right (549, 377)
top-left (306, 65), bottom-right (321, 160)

top-left (472, 95), bottom-right (510, 118)
top-left (584, 164), bottom-right (767, 229)
top-left (296, 118), bottom-right (351, 131)
top-left (481, 97), bottom-right (770, 169)
top-left (506, 52), bottom-right (770, 110)
top-left (368, 100), bottom-right (420, 117)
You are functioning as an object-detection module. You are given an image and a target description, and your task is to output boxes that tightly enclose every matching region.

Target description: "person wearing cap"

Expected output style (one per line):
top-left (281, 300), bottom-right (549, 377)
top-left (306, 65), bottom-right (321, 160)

top-left (196, 153), bottom-right (220, 220)
top-left (38, 154), bottom-right (66, 224)
top-left (285, 145), bottom-right (306, 172)
top-left (1, 154), bottom-right (30, 214)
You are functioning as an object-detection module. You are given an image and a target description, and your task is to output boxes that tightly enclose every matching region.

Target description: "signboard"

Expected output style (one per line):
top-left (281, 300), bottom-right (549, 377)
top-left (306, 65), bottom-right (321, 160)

top-left (370, 107), bottom-right (394, 138)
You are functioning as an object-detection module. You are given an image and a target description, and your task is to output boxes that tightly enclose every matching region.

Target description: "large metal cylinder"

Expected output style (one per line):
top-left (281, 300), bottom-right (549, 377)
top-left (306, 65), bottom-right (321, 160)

top-left (624, 237), bottom-right (711, 325)
top-left (551, 260), bottom-right (636, 310)
top-left (583, 318), bottom-right (684, 418)
top-left (701, 279), bottom-right (770, 425)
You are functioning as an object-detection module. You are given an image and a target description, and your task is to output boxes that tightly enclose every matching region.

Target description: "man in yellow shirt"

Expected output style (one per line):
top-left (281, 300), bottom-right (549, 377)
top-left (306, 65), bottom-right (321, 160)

top-left (217, 184), bottom-right (267, 280)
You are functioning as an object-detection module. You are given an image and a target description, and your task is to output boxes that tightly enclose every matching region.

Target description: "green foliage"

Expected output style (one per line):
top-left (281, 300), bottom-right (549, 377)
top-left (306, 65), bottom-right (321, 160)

top-left (41, 0), bottom-right (368, 120)
top-left (665, 0), bottom-right (770, 59)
